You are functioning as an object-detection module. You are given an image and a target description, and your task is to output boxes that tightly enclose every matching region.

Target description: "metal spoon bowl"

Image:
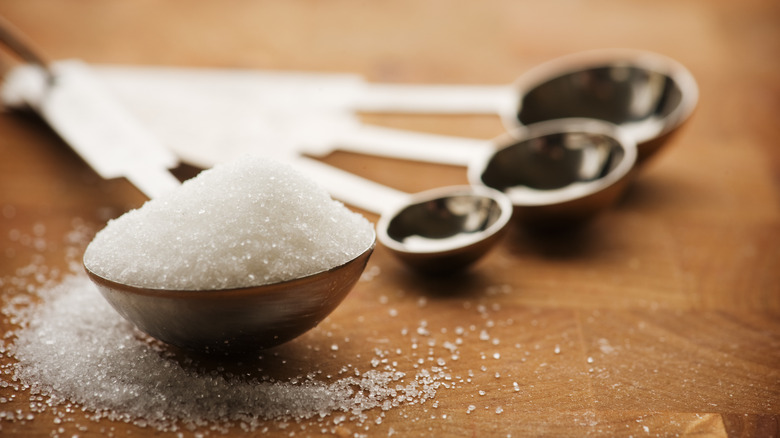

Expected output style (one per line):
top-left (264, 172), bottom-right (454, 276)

top-left (469, 118), bottom-right (637, 227)
top-left (292, 158), bottom-right (513, 273)
top-left (377, 185), bottom-right (513, 273)
top-left (85, 234), bottom-right (375, 354)
top-left (507, 49), bottom-right (698, 164)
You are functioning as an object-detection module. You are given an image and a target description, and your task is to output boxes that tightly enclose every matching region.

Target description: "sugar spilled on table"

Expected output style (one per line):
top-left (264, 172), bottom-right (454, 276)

top-left (0, 158), bottom-right (445, 435)
top-left (0, 158), bottom-right (560, 436)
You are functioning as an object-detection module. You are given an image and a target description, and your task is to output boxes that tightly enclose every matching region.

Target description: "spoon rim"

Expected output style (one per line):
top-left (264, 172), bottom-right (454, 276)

top-left (84, 231), bottom-right (377, 298)
top-left (505, 48), bottom-right (699, 143)
top-left (468, 118), bottom-right (637, 207)
top-left (375, 185), bottom-right (513, 256)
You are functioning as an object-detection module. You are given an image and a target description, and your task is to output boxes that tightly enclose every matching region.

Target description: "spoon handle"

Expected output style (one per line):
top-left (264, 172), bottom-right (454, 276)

top-left (290, 157), bottom-right (407, 215)
top-left (91, 64), bottom-right (514, 115)
top-left (0, 15), bottom-right (50, 70)
top-left (353, 83), bottom-right (515, 115)
top-left (3, 60), bottom-right (180, 199)
top-left (332, 124), bottom-right (491, 167)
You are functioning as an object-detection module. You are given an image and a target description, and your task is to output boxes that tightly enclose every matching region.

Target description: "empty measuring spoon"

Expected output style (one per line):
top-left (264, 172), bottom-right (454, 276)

top-left (71, 49), bottom-right (695, 166)
top-left (468, 118), bottom-right (637, 227)
top-left (291, 157), bottom-right (513, 273)
top-left (46, 49), bottom-right (692, 169)
top-left (353, 49), bottom-right (697, 164)
top-left (506, 49), bottom-right (698, 163)
top-left (312, 118), bottom-right (636, 228)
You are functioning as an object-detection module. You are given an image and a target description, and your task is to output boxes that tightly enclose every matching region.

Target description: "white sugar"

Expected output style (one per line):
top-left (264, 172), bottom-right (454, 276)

top-left (0, 215), bottom-right (577, 435)
top-left (83, 157), bottom-right (374, 290)
top-left (1, 221), bottom-right (453, 434)
top-left (2, 271), bottom-right (444, 433)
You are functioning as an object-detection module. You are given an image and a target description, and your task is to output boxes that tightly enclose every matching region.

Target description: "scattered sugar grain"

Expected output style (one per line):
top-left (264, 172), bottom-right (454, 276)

top-left (598, 338), bottom-right (616, 355)
top-left (83, 157), bottom-right (374, 290)
top-left (1, 270), bottom-right (448, 433)
top-left (2, 220), bottom-right (547, 434)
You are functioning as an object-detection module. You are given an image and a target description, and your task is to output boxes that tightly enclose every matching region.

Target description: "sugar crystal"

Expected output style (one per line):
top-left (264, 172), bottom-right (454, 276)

top-left (2, 271), bottom-right (446, 432)
top-left (1, 219), bottom-right (454, 435)
top-left (84, 157), bottom-right (374, 290)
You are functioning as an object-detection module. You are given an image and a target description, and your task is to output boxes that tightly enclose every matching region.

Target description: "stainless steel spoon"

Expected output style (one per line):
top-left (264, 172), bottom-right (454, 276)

top-left (331, 49), bottom-right (697, 165)
top-left (77, 153), bottom-right (380, 354)
top-left (85, 154), bottom-right (512, 353)
top-left (505, 49), bottom-right (698, 164)
top-left (85, 236), bottom-right (375, 354)
top-left (307, 119), bottom-right (637, 228)
top-left (468, 118), bottom-right (637, 227)
top-left (291, 157), bottom-right (513, 273)
top-left (47, 49), bottom-right (695, 169)
top-left (0, 18), bottom-right (379, 354)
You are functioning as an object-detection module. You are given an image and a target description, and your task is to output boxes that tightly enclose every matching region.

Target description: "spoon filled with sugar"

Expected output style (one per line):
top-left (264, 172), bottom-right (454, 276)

top-left (83, 158), bottom-right (376, 354)
top-left (0, 19), bottom-right (376, 354)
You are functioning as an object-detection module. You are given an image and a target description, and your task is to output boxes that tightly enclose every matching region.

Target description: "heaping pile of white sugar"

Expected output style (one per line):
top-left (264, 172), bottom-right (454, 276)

top-left (1, 221), bottom-right (452, 436)
top-left (83, 157), bottom-right (374, 290)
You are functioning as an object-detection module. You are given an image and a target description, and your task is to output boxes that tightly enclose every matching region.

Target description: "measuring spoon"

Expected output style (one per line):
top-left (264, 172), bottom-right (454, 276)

top-left (336, 117), bottom-right (637, 227)
top-left (0, 17), bottom-right (379, 354)
top-left (89, 49), bottom-right (694, 167)
top-left (352, 49), bottom-right (697, 165)
top-left (342, 118), bottom-right (636, 227)
top-left (290, 157), bottom-right (513, 273)
top-left (350, 49), bottom-right (697, 165)
top-left (92, 63), bottom-right (514, 116)
top-left (468, 118), bottom-right (637, 227)
top-left (503, 49), bottom-right (698, 164)
top-left (86, 154), bottom-right (512, 353)
top-left (46, 63), bottom-right (491, 167)
top-left (76, 151), bottom-right (379, 353)
top-left (86, 236), bottom-right (375, 354)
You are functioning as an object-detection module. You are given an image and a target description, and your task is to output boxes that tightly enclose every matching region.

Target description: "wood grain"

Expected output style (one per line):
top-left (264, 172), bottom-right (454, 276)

top-left (1, 0), bottom-right (778, 436)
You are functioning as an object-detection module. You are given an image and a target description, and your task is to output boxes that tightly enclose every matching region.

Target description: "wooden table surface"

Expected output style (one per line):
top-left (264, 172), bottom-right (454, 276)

top-left (1, 1), bottom-right (778, 437)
